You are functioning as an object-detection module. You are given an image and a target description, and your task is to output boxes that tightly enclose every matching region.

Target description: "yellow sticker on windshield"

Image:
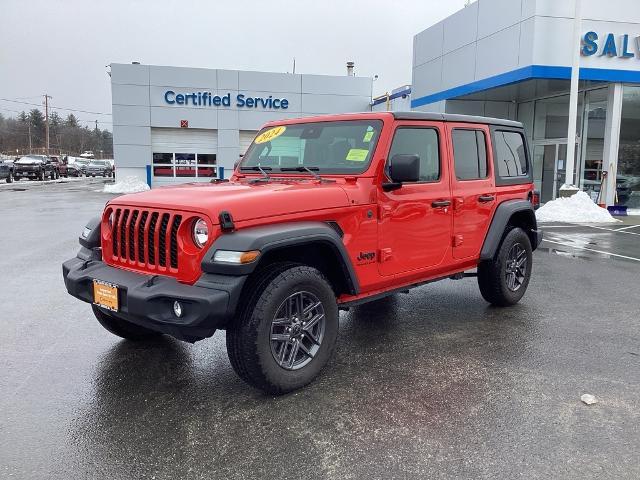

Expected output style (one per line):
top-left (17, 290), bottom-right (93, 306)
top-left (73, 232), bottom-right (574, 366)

top-left (363, 130), bottom-right (374, 142)
top-left (254, 126), bottom-right (286, 144)
top-left (345, 148), bottom-right (369, 162)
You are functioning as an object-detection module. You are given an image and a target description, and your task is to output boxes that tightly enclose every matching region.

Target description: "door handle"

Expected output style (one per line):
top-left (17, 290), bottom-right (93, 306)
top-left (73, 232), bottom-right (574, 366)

top-left (431, 200), bottom-right (451, 208)
top-left (478, 195), bottom-right (495, 203)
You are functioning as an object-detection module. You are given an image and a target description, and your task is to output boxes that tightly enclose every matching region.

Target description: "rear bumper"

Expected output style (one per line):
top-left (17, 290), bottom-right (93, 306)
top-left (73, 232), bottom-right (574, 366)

top-left (62, 248), bottom-right (247, 342)
top-left (532, 229), bottom-right (543, 250)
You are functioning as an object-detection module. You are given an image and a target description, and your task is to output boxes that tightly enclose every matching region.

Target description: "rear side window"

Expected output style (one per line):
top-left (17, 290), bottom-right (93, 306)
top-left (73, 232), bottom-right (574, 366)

top-left (388, 128), bottom-right (440, 182)
top-left (494, 131), bottom-right (528, 177)
top-left (452, 129), bottom-right (487, 180)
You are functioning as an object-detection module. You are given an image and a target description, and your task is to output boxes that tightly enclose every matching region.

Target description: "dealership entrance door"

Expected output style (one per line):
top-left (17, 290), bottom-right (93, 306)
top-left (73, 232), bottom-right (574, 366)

top-left (532, 140), bottom-right (580, 203)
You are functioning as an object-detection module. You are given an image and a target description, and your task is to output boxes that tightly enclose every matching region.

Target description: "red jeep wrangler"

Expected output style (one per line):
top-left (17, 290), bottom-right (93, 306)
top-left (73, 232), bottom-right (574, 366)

top-left (63, 112), bottom-right (542, 394)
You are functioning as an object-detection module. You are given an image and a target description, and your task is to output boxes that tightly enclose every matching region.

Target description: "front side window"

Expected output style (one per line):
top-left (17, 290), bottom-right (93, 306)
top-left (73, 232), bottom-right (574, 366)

top-left (494, 131), bottom-right (528, 177)
top-left (241, 120), bottom-right (383, 174)
top-left (452, 129), bottom-right (488, 180)
top-left (387, 127), bottom-right (440, 182)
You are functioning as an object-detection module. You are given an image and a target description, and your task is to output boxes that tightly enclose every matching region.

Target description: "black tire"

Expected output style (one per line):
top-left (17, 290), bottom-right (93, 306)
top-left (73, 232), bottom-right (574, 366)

top-left (478, 227), bottom-right (532, 307)
top-left (92, 305), bottom-right (162, 341)
top-left (226, 263), bottom-right (339, 394)
top-left (6, 171), bottom-right (12, 183)
top-left (39, 170), bottom-right (45, 181)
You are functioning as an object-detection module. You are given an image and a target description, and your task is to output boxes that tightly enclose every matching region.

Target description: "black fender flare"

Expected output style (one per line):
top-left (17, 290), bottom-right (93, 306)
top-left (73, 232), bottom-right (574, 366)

top-left (480, 200), bottom-right (541, 261)
top-left (79, 216), bottom-right (101, 249)
top-left (201, 221), bottom-right (359, 295)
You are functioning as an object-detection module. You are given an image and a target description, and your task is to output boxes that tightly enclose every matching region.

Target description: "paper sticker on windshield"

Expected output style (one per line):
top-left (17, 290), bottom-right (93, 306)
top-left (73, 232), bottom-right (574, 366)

top-left (345, 149), bottom-right (369, 162)
top-left (254, 126), bottom-right (286, 144)
top-left (363, 128), bottom-right (374, 143)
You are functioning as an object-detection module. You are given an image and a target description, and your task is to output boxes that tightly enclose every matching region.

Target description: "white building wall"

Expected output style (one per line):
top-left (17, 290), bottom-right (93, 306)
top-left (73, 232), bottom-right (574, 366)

top-left (411, 0), bottom-right (640, 111)
top-left (111, 64), bottom-right (372, 185)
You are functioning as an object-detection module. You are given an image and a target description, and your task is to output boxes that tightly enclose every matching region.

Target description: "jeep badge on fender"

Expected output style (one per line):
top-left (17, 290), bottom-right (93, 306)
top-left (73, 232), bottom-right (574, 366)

top-left (62, 112), bottom-right (542, 394)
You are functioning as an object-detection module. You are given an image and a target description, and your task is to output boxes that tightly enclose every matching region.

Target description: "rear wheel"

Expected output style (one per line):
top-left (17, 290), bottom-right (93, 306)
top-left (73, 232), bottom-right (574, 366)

top-left (92, 305), bottom-right (162, 340)
top-left (478, 227), bottom-right (532, 306)
top-left (39, 170), bottom-right (45, 181)
top-left (6, 171), bottom-right (13, 183)
top-left (226, 264), bottom-right (339, 394)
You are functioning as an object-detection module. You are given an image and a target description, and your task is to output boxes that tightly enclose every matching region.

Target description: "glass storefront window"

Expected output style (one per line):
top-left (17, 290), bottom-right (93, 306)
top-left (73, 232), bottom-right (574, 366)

top-left (580, 88), bottom-right (607, 200)
top-left (617, 86), bottom-right (640, 207)
top-left (533, 94), bottom-right (582, 141)
top-left (152, 152), bottom-right (218, 179)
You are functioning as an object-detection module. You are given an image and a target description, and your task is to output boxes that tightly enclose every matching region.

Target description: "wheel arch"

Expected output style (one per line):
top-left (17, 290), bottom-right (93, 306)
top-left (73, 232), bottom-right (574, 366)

top-left (202, 221), bottom-right (359, 296)
top-left (480, 200), bottom-right (540, 261)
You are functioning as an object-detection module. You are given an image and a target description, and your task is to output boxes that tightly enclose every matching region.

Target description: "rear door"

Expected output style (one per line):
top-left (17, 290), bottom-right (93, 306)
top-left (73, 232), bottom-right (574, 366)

top-left (377, 122), bottom-right (453, 276)
top-left (447, 124), bottom-right (496, 260)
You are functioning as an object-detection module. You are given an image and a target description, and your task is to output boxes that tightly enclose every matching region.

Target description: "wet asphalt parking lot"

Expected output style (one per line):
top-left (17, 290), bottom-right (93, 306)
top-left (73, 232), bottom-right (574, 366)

top-left (1, 179), bottom-right (639, 479)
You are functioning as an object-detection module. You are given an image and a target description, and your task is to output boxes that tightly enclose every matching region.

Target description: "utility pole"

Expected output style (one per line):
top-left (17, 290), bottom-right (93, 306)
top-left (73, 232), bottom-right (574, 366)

top-left (564, 0), bottom-right (582, 193)
top-left (28, 122), bottom-right (32, 152)
top-left (44, 94), bottom-right (52, 154)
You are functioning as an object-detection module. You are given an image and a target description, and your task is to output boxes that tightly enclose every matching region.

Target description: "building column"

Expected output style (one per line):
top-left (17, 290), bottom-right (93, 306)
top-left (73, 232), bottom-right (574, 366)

top-left (603, 83), bottom-right (624, 206)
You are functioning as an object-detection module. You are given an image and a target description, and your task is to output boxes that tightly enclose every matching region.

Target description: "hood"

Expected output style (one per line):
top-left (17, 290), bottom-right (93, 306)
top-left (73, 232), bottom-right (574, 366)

top-left (108, 180), bottom-right (351, 224)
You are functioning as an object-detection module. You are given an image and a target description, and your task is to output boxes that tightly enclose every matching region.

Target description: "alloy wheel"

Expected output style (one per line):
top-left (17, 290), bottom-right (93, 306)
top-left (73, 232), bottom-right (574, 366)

top-left (505, 243), bottom-right (527, 291)
top-left (270, 291), bottom-right (325, 370)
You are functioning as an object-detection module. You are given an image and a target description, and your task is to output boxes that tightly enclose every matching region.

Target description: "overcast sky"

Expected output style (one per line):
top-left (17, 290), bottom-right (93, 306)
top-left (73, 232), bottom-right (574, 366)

top-left (1, 0), bottom-right (467, 130)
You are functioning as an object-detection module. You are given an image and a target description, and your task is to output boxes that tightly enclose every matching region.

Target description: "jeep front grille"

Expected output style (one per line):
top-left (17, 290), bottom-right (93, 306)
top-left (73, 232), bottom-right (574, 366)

top-left (108, 208), bottom-right (183, 271)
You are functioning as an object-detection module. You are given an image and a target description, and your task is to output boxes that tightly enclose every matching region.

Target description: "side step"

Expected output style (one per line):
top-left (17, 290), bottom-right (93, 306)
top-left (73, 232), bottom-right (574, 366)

top-left (449, 272), bottom-right (477, 280)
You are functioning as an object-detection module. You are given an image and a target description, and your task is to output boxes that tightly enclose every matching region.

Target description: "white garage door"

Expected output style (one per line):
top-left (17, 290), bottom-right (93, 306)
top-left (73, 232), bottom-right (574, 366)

top-left (239, 130), bottom-right (258, 155)
top-left (151, 128), bottom-right (218, 184)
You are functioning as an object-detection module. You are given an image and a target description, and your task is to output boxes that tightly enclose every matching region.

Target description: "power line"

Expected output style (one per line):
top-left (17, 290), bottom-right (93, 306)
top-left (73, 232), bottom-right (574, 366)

top-left (0, 97), bottom-right (112, 116)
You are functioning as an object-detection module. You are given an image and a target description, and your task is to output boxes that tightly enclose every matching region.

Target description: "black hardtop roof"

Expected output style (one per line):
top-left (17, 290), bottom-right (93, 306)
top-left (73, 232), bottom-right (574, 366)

top-left (390, 111), bottom-right (523, 129)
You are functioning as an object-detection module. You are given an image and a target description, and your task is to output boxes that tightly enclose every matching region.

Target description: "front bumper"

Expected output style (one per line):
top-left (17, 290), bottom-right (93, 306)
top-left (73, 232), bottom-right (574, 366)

top-left (62, 248), bottom-right (247, 342)
top-left (14, 168), bottom-right (40, 176)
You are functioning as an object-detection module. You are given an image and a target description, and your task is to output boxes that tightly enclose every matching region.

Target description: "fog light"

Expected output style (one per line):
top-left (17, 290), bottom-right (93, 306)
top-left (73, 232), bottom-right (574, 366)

top-left (173, 301), bottom-right (183, 318)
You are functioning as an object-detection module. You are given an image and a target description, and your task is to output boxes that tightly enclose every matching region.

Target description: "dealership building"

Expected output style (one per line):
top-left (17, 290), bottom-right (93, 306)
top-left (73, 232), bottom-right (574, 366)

top-left (411, 0), bottom-right (640, 207)
top-left (110, 63), bottom-right (372, 187)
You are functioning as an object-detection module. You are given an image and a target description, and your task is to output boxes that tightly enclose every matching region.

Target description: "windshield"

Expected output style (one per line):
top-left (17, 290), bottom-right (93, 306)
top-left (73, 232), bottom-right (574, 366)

top-left (89, 161), bottom-right (107, 166)
top-left (16, 156), bottom-right (42, 164)
top-left (241, 120), bottom-right (383, 174)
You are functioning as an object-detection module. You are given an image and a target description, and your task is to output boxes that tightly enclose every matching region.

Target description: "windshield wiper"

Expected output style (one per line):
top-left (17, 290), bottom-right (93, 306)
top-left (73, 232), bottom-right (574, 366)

top-left (240, 165), bottom-right (272, 183)
top-left (280, 166), bottom-right (334, 183)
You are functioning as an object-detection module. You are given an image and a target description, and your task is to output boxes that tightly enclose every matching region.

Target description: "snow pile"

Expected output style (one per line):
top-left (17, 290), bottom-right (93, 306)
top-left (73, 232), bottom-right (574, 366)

top-left (536, 191), bottom-right (619, 223)
top-left (103, 176), bottom-right (150, 194)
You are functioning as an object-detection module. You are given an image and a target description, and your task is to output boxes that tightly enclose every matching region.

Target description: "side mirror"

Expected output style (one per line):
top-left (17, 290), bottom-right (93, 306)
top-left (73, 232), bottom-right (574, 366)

top-left (383, 154), bottom-right (420, 191)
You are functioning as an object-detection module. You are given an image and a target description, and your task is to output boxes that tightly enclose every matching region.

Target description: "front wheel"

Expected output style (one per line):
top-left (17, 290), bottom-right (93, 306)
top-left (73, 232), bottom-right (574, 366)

top-left (226, 264), bottom-right (339, 394)
top-left (6, 171), bottom-right (13, 183)
top-left (92, 305), bottom-right (162, 340)
top-left (477, 227), bottom-right (532, 307)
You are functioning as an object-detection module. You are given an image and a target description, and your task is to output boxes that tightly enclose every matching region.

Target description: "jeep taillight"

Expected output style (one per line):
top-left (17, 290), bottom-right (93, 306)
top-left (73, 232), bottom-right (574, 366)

top-left (530, 190), bottom-right (540, 210)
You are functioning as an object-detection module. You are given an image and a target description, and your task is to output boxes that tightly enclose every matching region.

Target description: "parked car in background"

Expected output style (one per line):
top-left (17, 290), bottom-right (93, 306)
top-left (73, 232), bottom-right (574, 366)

top-left (49, 156), bottom-right (63, 177)
top-left (0, 158), bottom-right (14, 183)
top-left (79, 151), bottom-right (95, 159)
top-left (13, 155), bottom-right (57, 181)
top-left (85, 159), bottom-right (113, 177)
top-left (71, 158), bottom-right (91, 175)
top-left (65, 162), bottom-right (82, 177)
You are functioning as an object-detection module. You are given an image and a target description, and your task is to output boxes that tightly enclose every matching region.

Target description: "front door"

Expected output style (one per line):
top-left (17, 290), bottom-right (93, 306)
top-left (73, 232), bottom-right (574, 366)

top-left (534, 140), bottom-right (580, 202)
top-left (378, 123), bottom-right (452, 277)
top-left (447, 124), bottom-right (496, 260)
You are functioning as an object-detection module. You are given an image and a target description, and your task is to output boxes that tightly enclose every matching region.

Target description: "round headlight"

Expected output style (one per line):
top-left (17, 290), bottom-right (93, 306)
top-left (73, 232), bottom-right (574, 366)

top-left (192, 218), bottom-right (209, 248)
